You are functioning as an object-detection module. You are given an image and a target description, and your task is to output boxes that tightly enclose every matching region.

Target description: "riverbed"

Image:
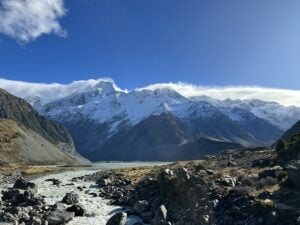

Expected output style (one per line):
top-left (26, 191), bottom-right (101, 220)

top-left (0, 162), bottom-right (170, 225)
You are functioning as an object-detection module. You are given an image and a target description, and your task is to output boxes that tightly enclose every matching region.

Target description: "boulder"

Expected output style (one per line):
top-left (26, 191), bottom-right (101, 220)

top-left (47, 211), bottom-right (75, 225)
top-left (13, 178), bottom-right (37, 193)
top-left (258, 169), bottom-right (277, 179)
top-left (97, 178), bottom-right (112, 187)
top-left (66, 205), bottom-right (85, 217)
top-left (133, 200), bottom-right (150, 214)
top-left (287, 161), bottom-right (300, 188)
top-left (62, 193), bottom-right (79, 205)
top-left (227, 161), bottom-right (238, 167)
top-left (45, 178), bottom-right (61, 186)
top-left (177, 168), bottom-right (190, 182)
top-left (106, 212), bottom-right (127, 225)
top-left (153, 205), bottom-right (168, 225)
top-left (219, 176), bottom-right (236, 187)
top-left (1, 189), bottom-right (43, 206)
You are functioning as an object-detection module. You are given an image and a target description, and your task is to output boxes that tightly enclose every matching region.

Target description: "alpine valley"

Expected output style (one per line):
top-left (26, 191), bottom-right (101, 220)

top-left (3, 78), bottom-right (300, 162)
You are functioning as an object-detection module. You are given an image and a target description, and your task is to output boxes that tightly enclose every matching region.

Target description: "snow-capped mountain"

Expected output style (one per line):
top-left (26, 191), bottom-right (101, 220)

top-left (192, 96), bottom-right (300, 131)
top-left (19, 79), bottom-right (300, 161)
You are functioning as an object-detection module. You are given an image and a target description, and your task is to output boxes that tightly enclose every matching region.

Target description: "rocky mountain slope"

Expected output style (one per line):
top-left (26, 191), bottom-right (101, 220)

top-left (13, 79), bottom-right (300, 161)
top-left (0, 89), bottom-right (86, 164)
top-left (280, 120), bottom-right (300, 141)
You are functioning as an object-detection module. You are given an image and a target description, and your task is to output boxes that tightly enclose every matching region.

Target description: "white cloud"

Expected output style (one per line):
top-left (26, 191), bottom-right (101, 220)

top-left (1, 77), bottom-right (300, 107)
top-left (138, 82), bottom-right (300, 107)
top-left (0, 0), bottom-right (67, 42)
top-left (0, 78), bottom-right (126, 102)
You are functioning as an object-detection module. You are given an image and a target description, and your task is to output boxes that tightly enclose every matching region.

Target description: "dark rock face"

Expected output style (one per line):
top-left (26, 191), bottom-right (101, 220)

top-left (62, 193), bottom-right (79, 205)
top-left (287, 161), bottom-right (300, 188)
top-left (106, 212), bottom-right (127, 225)
top-left (153, 205), bottom-right (168, 225)
top-left (258, 169), bottom-right (277, 179)
top-left (13, 177), bottom-right (37, 193)
top-left (66, 205), bottom-right (85, 217)
top-left (133, 200), bottom-right (150, 214)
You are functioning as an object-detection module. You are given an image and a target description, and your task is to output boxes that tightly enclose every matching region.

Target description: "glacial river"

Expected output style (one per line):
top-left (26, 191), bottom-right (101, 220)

top-left (4, 162), bottom-right (170, 225)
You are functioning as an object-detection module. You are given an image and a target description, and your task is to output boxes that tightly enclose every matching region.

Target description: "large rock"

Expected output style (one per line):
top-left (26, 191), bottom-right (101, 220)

top-left (1, 189), bottom-right (43, 206)
top-left (153, 205), bottom-right (168, 225)
top-left (258, 169), bottom-right (277, 179)
top-left (13, 178), bottom-right (37, 193)
top-left (106, 212), bottom-right (127, 225)
top-left (47, 211), bottom-right (75, 225)
top-left (177, 168), bottom-right (190, 182)
top-left (66, 205), bottom-right (85, 217)
top-left (62, 193), bottom-right (79, 205)
top-left (133, 200), bottom-right (150, 214)
top-left (97, 178), bottom-right (112, 187)
top-left (287, 161), bottom-right (300, 188)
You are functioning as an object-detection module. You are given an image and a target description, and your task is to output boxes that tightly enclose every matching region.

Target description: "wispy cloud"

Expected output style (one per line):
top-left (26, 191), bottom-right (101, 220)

top-left (0, 78), bottom-right (125, 101)
top-left (1, 78), bottom-right (300, 107)
top-left (0, 0), bottom-right (67, 42)
top-left (138, 82), bottom-right (300, 107)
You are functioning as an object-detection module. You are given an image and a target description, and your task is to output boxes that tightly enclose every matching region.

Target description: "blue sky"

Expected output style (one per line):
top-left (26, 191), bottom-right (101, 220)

top-left (0, 0), bottom-right (300, 90)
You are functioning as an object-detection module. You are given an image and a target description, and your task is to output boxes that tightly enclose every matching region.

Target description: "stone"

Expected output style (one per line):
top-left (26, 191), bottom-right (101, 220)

top-left (164, 169), bottom-right (173, 176)
top-left (258, 169), bottom-right (277, 179)
top-left (62, 193), bottom-right (79, 205)
top-left (296, 216), bottom-right (300, 225)
top-left (258, 191), bottom-right (271, 199)
top-left (133, 222), bottom-right (143, 225)
top-left (227, 161), bottom-right (238, 167)
top-left (133, 200), bottom-right (150, 214)
top-left (66, 205), bottom-right (85, 217)
top-left (30, 216), bottom-right (42, 225)
top-left (287, 161), bottom-right (300, 188)
top-left (153, 205), bottom-right (168, 225)
top-left (205, 170), bottom-right (215, 175)
top-left (45, 179), bottom-right (61, 186)
top-left (47, 211), bottom-right (75, 225)
top-left (177, 167), bottom-right (190, 181)
top-left (53, 203), bottom-right (67, 211)
top-left (97, 178), bottom-right (112, 187)
top-left (220, 176), bottom-right (236, 187)
top-left (13, 178), bottom-right (37, 193)
top-left (151, 197), bottom-right (162, 211)
top-left (106, 212), bottom-right (127, 225)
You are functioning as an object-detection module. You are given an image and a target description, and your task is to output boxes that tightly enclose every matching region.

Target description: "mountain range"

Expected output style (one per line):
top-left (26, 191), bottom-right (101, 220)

top-left (11, 79), bottom-right (298, 161)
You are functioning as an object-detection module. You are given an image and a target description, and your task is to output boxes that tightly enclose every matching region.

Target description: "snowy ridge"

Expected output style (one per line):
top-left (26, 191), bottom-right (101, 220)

top-left (12, 78), bottom-right (299, 160)
top-left (26, 79), bottom-right (300, 134)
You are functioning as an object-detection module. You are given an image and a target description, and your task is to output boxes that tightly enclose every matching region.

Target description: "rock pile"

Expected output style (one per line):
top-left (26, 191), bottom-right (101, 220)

top-left (0, 177), bottom-right (85, 225)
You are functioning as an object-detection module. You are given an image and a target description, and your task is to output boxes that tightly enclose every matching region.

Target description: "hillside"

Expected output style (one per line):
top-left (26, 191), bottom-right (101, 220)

top-left (0, 89), bottom-right (86, 164)
top-left (280, 121), bottom-right (300, 141)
